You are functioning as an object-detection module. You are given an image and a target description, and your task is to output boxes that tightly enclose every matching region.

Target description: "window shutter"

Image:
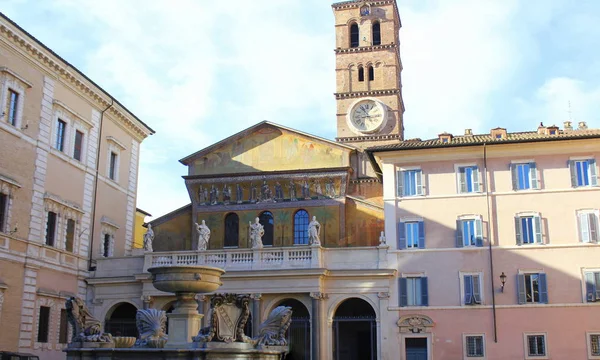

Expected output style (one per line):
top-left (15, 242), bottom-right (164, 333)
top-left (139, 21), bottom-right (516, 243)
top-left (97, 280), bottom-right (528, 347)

top-left (399, 278), bottom-right (408, 307)
top-left (464, 275), bottom-right (473, 305)
top-left (529, 162), bottom-right (539, 189)
top-left (456, 220), bottom-right (464, 248)
top-left (473, 275), bottom-right (482, 304)
top-left (517, 274), bottom-right (527, 304)
top-left (418, 221), bottom-right (425, 249)
top-left (515, 217), bottom-right (522, 245)
top-left (458, 167), bottom-right (467, 193)
top-left (397, 170), bottom-right (404, 196)
top-left (589, 213), bottom-right (599, 243)
top-left (397, 222), bottom-right (406, 249)
top-left (534, 215), bottom-right (543, 244)
top-left (585, 272), bottom-right (596, 302)
top-left (421, 277), bottom-right (429, 306)
top-left (475, 218), bottom-right (484, 247)
top-left (473, 167), bottom-right (481, 192)
top-left (511, 164), bottom-right (518, 190)
top-left (568, 160), bottom-right (577, 187)
top-left (538, 273), bottom-right (548, 304)
top-left (595, 273), bottom-right (600, 300)
top-left (416, 170), bottom-right (424, 195)
top-left (590, 159), bottom-right (598, 186)
top-left (579, 213), bottom-right (591, 243)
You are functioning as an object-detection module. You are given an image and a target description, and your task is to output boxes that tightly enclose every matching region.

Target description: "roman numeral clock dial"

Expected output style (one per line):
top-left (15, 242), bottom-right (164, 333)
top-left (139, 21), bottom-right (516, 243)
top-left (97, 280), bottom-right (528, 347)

top-left (346, 98), bottom-right (388, 134)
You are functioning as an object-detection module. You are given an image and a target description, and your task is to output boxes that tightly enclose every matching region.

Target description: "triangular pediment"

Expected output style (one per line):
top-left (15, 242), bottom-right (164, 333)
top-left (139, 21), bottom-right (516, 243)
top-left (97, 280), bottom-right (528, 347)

top-left (181, 121), bottom-right (355, 176)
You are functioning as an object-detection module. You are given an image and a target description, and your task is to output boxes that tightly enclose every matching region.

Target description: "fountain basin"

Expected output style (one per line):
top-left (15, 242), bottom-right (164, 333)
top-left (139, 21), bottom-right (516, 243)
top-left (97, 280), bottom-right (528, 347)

top-left (148, 265), bottom-right (225, 294)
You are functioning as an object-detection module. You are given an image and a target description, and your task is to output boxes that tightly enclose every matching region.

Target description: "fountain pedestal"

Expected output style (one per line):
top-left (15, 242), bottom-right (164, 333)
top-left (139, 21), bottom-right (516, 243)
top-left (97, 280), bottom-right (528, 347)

top-left (166, 293), bottom-right (203, 348)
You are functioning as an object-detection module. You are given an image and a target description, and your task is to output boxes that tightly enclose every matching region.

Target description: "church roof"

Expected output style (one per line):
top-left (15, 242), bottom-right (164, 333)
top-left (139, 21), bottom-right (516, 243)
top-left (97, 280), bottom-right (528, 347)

top-left (179, 120), bottom-right (356, 165)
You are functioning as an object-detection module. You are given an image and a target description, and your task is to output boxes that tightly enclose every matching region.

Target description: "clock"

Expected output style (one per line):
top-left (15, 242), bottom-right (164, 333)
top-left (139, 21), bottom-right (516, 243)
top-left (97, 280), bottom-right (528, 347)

top-left (346, 97), bottom-right (388, 134)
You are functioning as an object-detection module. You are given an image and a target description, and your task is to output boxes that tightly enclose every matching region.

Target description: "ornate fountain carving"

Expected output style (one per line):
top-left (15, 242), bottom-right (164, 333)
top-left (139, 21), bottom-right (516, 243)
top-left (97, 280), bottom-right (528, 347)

top-left (251, 306), bottom-right (293, 347)
top-left (193, 294), bottom-right (252, 343)
top-left (135, 309), bottom-right (168, 348)
top-left (66, 297), bottom-right (113, 344)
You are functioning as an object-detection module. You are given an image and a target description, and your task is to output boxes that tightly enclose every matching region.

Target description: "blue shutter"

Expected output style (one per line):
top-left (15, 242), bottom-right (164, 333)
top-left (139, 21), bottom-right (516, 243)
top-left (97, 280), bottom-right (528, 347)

top-left (473, 167), bottom-right (481, 192)
top-left (510, 164), bottom-right (518, 190)
top-left (472, 275), bottom-right (482, 304)
top-left (399, 278), bottom-right (408, 307)
top-left (421, 277), bottom-right (428, 306)
top-left (585, 272), bottom-right (596, 302)
top-left (515, 217), bottom-right (522, 245)
top-left (568, 160), bottom-right (577, 187)
top-left (475, 218), bottom-right (484, 247)
top-left (456, 220), bottom-right (464, 248)
top-left (538, 273), bottom-right (548, 304)
top-left (590, 159), bottom-right (598, 186)
top-left (517, 274), bottom-right (527, 304)
top-left (464, 275), bottom-right (473, 305)
top-left (416, 170), bottom-right (424, 195)
top-left (534, 215), bottom-right (543, 244)
top-left (397, 171), bottom-right (404, 196)
top-left (418, 221), bottom-right (425, 249)
top-left (529, 162), bottom-right (539, 189)
top-left (397, 222), bottom-right (406, 249)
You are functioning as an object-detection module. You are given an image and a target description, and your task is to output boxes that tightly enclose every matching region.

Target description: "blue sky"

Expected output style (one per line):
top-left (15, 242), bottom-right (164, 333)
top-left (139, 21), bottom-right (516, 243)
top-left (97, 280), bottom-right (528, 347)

top-left (3, 0), bottom-right (600, 218)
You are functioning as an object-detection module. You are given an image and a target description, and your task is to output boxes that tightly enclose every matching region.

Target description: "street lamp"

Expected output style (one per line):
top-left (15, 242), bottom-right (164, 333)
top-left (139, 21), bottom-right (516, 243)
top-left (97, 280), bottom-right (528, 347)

top-left (500, 272), bottom-right (507, 292)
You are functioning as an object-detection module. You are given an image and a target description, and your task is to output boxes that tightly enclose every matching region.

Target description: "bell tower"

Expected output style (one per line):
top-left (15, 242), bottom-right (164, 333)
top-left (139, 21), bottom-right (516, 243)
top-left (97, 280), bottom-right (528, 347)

top-left (332, 0), bottom-right (404, 148)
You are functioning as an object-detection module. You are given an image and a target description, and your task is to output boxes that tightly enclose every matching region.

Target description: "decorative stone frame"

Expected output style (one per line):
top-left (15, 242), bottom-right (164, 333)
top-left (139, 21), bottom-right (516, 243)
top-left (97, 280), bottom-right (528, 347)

top-left (0, 67), bottom-right (32, 129)
top-left (50, 101), bottom-right (92, 160)
top-left (0, 174), bottom-right (20, 234)
top-left (100, 216), bottom-right (119, 257)
top-left (33, 297), bottom-right (56, 350)
top-left (523, 332), bottom-right (548, 359)
top-left (0, 283), bottom-right (6, 321)
top-left (462, 333), bottom-right (486, 360)
top-left (586, 332), bottom-right (600, 359)
top-left (106, 136), bottom-right (126, 183)
top-left (397, 315), bottom-right (434, 360)
top-left (43, 193), bottom-right (83, 252)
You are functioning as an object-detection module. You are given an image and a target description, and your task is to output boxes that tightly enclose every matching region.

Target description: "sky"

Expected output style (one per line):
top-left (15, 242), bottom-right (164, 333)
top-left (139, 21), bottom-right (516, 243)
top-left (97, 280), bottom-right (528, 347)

top-left (2, 0), bottom-right (600, 219)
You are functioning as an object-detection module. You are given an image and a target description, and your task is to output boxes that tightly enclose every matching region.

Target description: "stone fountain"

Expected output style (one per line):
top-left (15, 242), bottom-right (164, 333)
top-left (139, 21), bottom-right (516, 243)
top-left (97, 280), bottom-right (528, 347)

top-left (65, 264), bottom-right (291, 360)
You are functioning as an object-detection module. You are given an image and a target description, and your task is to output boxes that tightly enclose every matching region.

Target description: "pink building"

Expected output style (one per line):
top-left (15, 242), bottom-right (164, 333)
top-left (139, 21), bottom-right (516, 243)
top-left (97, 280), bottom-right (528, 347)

top-left (368, 124), bottom-right (600, 360)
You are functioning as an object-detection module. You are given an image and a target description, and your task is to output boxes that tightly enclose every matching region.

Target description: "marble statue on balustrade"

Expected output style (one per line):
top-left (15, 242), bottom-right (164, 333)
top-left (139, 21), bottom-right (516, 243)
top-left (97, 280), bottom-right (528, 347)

top-left (135, 309), bottom-right (168, 348)
top-left (222, 184), bottom-right (231, 203)
top-left (274, 182), bottom-right (283, 201)
top-left (308, 216), bottom-right (321, 246)
top-left (66, 297), bottom-right (113, 344)
top-left (195, 220), bottom-right (211, 251)
top-left (236, 183), bottom-right (243, 204)
top-left (288, 179), bottom-right (297, 201)
top-left (249, 217), bottom-right (264, 249)
top-left (143, 224), bottom-right (154, 252)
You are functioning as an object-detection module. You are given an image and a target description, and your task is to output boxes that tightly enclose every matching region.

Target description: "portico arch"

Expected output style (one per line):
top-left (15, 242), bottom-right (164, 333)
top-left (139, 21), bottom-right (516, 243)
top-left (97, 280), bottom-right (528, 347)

top-left (275, 298), bottom-right (311, 360)
top-left (104, 302), bottom-right (138, 337)
top-left (332, 297), bottom-right (377, 360)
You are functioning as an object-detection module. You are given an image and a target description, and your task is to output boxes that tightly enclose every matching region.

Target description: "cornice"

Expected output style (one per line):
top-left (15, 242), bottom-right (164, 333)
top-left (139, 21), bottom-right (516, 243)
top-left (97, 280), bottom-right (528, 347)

top-left (335, 88), bottom-right (401, 100)
top-left (332, 0), bottom-right (396, 10)
top-left (336, 133), bottom-right (402, 143)
top-left (334, 43), bottom-right (397, 54)
top-left (0, 18), bottom-right (154, 140)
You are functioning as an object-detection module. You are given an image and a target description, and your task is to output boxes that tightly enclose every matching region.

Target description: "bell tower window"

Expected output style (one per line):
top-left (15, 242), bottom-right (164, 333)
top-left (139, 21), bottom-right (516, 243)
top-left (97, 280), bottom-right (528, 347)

top-left (372, 22), bottom-right (381, 45)
top-left (350, 23), bottom-right (359, 48)
top-left (368, 66), bottom-right (374, 81)
top-left (358, 66), bottom-right (365, 82)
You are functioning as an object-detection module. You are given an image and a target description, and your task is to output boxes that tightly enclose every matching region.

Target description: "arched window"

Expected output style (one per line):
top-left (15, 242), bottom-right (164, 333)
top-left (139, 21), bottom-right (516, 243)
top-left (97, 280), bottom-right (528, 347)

top-left (294, 210), bottom-right (310, 245)
top-left (350, 23), bottom-right (359, 48)
top-left (368, 66), bottom-right (374, 81)
top-left (372, 22), bottom-right (381, 45)
top-left (224, 213), bottom-right (239, 247)
top-left (358, 66), bottom-right (365, 82)
top-left (259, 211), bottom-right (274, 246)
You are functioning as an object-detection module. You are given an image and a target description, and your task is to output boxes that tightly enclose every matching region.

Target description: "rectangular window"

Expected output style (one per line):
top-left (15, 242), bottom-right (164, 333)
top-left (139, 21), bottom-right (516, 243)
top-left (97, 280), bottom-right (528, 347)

top-left (397, 169), bottom-right (424, 197)
top-left (570, 159), bottom-right (598, 187)
top-left (7, 89), bottom-right (19, 126)
top-left (45, 211), bottom-right (57, 246)
top-left (578, 211), bottom-right (599, 243)
top-left (526, 334), bottom-right (546, 357)
top-left (511, 162), bottom-right (538, 190)
top-left (103, 234), bottom-right (111, 257)
top-left (585, 271), bottom-right (600, 302)
top-left (399, 277), bottom-right (428, 307)
top-left (59, 308), bottom-right (68, 344)
top-left (73, 130), bottom-right (84, 161)
top-left (515, 215), bottom-right (542, 245)
top-left (0, 193), bottom-right (7, 233)
top-left (397, 221), bottom-right (425, 249)
top-left (56, 119), bottom-right (67, 152)
top-left (456, 218), bottom-right (483, 247)
top-left (109, 152), bottom-right (117, 180)
top-left (463, 274), bottom-right (482, 305)
top-left (37, 306), bottom-right (51, 343)
top-left (458, 166), bottom-right (480, 193)
top-left (518, 273), bottom-right (548, 304)
top-left (65, 219), bottom-right (75, 252)
top-left (465, 335), bottom-right (485, 357)
top-left (590, 334), bottom-right (600, 357)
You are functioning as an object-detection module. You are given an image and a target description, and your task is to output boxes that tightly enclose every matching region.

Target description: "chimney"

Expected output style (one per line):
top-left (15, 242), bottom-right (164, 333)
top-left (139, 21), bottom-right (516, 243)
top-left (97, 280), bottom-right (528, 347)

top-left (563, 121), bottom-right (573, 131)
top-left (464, 129), bottom-right (473, 136)
top-left (537, 122), bottom-right (546, 135)
top-left (578, 121), bottom-right (588, 130)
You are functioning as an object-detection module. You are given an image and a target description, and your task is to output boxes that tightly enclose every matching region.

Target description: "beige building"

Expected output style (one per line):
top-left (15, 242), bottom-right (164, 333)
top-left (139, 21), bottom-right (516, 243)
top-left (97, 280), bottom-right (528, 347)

top-left (0, 13), bottom-right (154, 359)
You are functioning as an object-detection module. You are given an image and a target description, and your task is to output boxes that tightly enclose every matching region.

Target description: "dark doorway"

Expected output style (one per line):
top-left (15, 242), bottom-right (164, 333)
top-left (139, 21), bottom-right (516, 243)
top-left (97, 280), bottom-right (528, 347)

top-left (278, 299), bottom-right (310, 360)
top-left (164, 303), bottom-right (175, 334)
top-left (332, 298), bottom-right (376, 360)
top-left (105, 303), bottom-right (138, 337)
top-left (224, 213), bottom-right (239, 247)
top-left (259, 211), bottom-right (274, 246)
top-left (406, 337), bottom-right (428, 360)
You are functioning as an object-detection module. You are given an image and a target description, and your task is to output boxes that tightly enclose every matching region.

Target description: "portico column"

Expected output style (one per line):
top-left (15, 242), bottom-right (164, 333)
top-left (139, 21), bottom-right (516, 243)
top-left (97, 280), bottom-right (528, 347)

top-left (310, 292), bottom-right (327, 360)
top-left (251, 293), bottom-right (262, 337)
top-left (377, 292), bottom-right (390, 360)
top-left (141, 295), bottom-right (152, 310)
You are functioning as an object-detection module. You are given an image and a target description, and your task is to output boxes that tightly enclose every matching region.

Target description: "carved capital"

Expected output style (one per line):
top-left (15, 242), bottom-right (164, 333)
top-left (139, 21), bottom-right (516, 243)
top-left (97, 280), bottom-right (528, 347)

top-left (250, 293), bottom-right (262, 300)
top-left (377, 292), bottom-right (390, 299)
top-left (195, 294), bottom-right (208, 302)
top-left (310, 292), bottom-right (328, 300)
top-left (141, 295), bottom-right (152, 303)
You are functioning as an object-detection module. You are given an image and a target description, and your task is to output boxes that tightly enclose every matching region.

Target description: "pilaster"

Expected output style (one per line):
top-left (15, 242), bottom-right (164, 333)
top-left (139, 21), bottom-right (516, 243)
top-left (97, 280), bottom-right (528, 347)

top-left (79, 108), bottom-right (100, 259)
top-left (250, 293), bottom-right (262, 337)
top-left (18, 264), bottom-right (39, 349)
top-left (310, 292), bottom-right (328, 360)
top-left (124, 139), bottom-right (139, 256)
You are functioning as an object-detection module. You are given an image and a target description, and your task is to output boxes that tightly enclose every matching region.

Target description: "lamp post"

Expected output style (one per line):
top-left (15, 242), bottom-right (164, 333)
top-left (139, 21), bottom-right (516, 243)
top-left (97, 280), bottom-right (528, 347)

top-left (500, 272), bottom-right (507, 292)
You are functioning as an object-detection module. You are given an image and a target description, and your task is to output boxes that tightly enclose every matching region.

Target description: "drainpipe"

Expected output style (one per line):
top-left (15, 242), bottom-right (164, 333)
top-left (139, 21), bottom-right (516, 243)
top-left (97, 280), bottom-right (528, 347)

top-left (88, 99), bottom-right (113, 271)
top-left (483, 143), bottom-right (499, 342)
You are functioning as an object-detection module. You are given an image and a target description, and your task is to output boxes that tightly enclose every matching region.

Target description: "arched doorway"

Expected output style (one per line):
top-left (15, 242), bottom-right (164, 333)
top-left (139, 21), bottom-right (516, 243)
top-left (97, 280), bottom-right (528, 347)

top-left (105, 302), bottom-right (138, 337)
top-left (277, 299), bottom-right (310, 360)
top-left (332, 298), bottom-right (376, 360)
top-left (163, 302), bottom-right (175, 334)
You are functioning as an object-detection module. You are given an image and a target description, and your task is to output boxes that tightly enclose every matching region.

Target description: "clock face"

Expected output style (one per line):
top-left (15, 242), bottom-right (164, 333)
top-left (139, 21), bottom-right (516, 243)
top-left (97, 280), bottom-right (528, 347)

top-left (348, 99), bottom-right (387, 134)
